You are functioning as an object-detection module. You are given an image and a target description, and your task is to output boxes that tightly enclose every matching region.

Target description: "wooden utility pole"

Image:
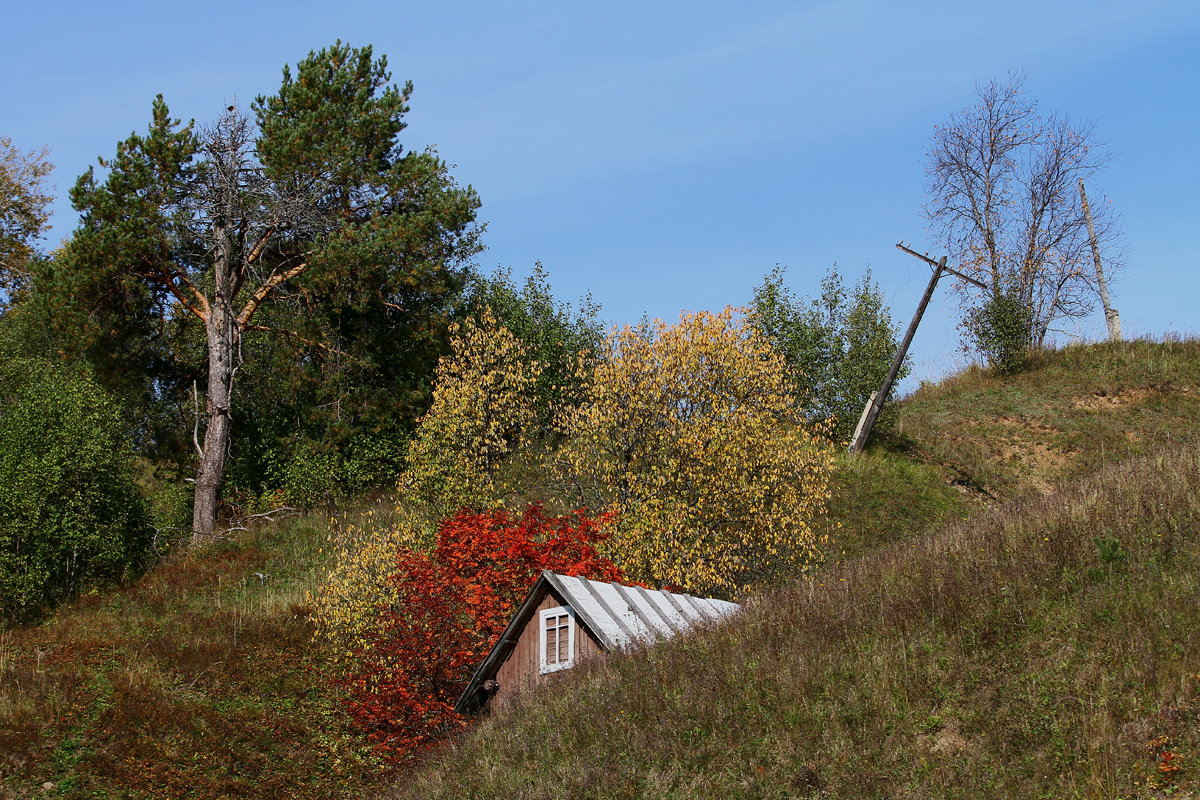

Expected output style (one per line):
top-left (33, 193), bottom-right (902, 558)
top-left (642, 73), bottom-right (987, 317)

top-left (848, 243), bottom-right (987, 455)
top-left (1079, 180), bottom-right (1121, 341)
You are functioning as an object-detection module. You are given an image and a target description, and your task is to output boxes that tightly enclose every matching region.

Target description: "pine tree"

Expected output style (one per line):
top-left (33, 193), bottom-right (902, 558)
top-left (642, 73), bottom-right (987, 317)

top-left (63, 42), bottom-right (481, 540)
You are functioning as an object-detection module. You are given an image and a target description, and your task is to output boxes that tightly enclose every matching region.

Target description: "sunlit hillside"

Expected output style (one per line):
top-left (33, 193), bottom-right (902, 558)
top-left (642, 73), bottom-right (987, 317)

top-left (2, 339), bottom-right (1198, 799)
top-left (391, 339), bottom-right (1200, 799)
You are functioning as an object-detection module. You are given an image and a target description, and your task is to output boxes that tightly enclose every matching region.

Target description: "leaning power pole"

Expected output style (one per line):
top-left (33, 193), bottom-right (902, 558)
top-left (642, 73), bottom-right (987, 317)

top-left (848, 242), bottom-right (987, 455)
top-left (1079, 180), bottom-right (1121, 341)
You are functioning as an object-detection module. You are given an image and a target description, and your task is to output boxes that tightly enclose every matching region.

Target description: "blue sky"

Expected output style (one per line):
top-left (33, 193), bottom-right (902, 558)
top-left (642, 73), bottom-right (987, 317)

top-left (4, 1), bottom-right (1198, 388)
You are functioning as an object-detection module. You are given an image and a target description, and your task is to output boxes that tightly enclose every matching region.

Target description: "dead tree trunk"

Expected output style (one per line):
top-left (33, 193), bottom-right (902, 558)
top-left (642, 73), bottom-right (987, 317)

top-left (192, 219), bottom-right (238, 542)
top-left (1079, 180), bottom-right (1121, 341)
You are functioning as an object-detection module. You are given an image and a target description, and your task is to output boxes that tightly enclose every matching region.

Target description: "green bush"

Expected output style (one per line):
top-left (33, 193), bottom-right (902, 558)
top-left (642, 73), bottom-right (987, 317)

top-left (0, 358), bottom-right (151, 624)
top-left (341, 431), bottom-right (407, 492)
top-left (468, 263), bottom-right (605, 431)
top-left (282, 441), bottom-right (342, 509)
top-left (962, 284), bottom-right (1034, 374)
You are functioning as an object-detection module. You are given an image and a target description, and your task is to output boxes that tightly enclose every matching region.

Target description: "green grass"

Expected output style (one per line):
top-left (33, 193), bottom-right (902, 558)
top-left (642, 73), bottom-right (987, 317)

top-left (818, 339), bottom-right (1200, 562)
top-left (820, 449), bottom-right (969, 562)
top-left (886, 338), bottom-right (1200, 497)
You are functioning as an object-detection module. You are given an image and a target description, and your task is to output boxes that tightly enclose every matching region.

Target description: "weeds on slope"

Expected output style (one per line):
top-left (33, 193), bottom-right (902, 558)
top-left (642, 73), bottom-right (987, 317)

top-left (891, 337), bottom-right (1200, 497)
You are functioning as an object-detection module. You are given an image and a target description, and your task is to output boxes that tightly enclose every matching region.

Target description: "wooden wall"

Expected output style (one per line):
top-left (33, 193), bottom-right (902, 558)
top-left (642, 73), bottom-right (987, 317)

top-left (492, 590), bottom-right (603, 709)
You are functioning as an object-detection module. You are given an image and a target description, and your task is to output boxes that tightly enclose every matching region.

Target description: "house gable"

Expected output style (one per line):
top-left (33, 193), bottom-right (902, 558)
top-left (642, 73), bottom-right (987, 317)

top-left (454, 573), bottom-right (610, 715)
top-left (491, 590), bottom-right (604, 709)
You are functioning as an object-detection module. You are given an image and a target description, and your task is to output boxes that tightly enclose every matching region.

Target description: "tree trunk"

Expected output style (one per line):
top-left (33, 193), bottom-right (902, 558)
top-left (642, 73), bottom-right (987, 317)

top-left (192, 221), bottom-right (237, 542)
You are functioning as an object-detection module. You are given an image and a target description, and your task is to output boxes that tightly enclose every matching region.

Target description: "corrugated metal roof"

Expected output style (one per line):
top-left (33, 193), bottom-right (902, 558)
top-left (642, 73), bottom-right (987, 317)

top-left (544, 572), bottom-right (740, 650)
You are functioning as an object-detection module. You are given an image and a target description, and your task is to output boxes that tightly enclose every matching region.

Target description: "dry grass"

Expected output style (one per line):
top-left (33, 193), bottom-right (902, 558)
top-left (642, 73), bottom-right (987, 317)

top-left (889, 338), bottom-right (1200, 498)
top-left (820, 338), bottom-right (1200, 562)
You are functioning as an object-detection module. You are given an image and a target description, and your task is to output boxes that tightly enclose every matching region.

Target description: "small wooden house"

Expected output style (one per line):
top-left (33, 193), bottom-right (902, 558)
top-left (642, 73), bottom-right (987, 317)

top-left (454, 570), bottom-right (740, 714)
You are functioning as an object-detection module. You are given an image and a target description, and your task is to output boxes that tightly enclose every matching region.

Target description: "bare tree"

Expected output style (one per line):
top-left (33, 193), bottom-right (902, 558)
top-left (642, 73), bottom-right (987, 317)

top-left (924, 72), bottom-right (1122, 349)
top-left (188, 105), bottom-right (316, 542)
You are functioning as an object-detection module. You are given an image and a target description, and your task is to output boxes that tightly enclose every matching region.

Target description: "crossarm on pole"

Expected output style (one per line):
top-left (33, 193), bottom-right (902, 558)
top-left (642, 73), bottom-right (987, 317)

top-left (894, 242), bottom-right (988, 290)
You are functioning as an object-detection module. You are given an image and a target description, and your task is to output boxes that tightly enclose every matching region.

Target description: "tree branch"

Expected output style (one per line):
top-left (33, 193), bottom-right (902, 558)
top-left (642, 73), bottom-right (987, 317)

top-left (192, 380), bottom-right (205, 459)
top-left (242, 323), bottom-right (346, 356)
top-left (249, 506), bottom-right (300, 520)
top-left (231, 225), bottom-right (277, 300)
top-left (142, 256), bottom-right (211, 321)
top-left (243, 225), bottom-right (276, 268)
top-left (236, 262), bottom-right (307, 327)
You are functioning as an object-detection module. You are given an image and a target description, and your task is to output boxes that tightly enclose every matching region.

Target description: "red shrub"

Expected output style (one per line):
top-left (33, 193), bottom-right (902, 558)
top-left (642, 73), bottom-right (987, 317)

top-left (343, 504), bottom-right (622, 759)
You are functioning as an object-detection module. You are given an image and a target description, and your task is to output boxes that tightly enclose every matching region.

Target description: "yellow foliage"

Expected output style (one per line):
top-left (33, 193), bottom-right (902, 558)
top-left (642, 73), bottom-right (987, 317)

top-left (402, 307), bottom-right (541, 515)
top-left (0, 137), bottom-right (53, 307)
top-left (308, 504), bottom-right (431, 666)
top-left (557, 307), bottom-right (835, 595)
top-left (313, 310), bottom-right (546, 663)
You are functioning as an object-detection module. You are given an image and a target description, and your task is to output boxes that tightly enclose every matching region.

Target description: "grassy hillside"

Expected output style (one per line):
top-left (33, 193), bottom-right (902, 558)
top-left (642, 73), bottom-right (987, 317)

top-left (828, 338), bottom-right (1200, 559)
top-left (893, 338), bottom-right (1200, 497)
top-left (2, 339), bottom-right (1197, 799)
top-left (394, 445), bottom-right (1200, 799)
top-left (392, 339), bottom-right (1200, 799)
top-left (0, 511), bottom-right (387, 799)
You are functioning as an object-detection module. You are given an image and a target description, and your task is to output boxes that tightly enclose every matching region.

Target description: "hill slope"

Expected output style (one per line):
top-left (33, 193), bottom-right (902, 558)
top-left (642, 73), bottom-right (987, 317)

top-left (829, 339), bottom-right (1200, 558)
top-left (391, 340), bottom-right (1200, 799)
top-left (1, 339), bottom-right (1198, 799)
top-left (0, 513), bottom-right (386, 799)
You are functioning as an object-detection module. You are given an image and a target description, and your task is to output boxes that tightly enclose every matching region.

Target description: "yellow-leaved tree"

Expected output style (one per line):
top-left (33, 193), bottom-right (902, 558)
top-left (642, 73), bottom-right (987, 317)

top-left (309, 510), bottom-right (414, 667)
top-left (403, 307), bottom-right (541, 517)
top-left (0, 137), bottom-right (53, 311)
top-left (312, 309), bottom-right (543, 661)
top-left (557, 307), bottom-right (835, 595)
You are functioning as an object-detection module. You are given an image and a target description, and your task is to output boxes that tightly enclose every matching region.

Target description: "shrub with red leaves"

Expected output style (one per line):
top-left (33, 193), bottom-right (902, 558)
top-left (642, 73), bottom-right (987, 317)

top-left (343, 504), bottom-right (622, 759)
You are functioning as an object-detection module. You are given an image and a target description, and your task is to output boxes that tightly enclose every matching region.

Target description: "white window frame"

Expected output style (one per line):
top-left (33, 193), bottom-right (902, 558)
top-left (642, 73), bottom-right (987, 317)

top-left (538, 605), bottom-right (576, 674)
